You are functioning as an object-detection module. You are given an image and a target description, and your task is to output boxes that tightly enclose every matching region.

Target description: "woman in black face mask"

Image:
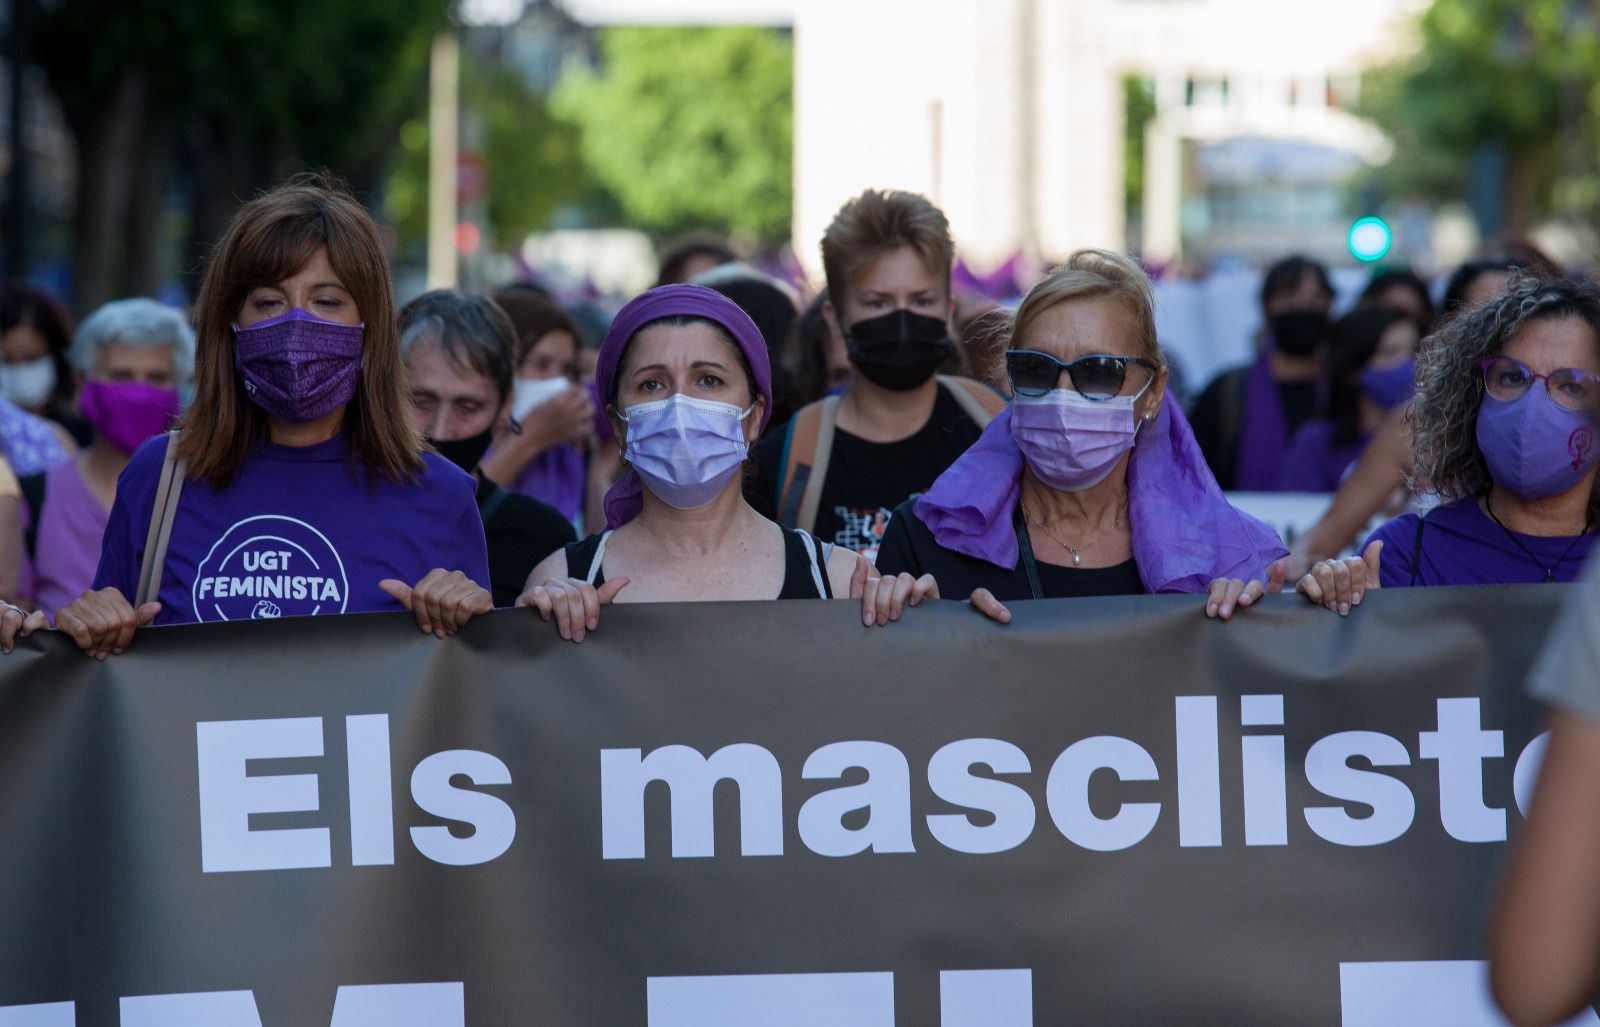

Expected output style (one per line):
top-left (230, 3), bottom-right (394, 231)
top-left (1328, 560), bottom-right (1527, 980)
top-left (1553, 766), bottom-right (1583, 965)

top-left (747, 189), bottom-right (1006, 560)
top-left (399, 291), bottom-right (576, 607)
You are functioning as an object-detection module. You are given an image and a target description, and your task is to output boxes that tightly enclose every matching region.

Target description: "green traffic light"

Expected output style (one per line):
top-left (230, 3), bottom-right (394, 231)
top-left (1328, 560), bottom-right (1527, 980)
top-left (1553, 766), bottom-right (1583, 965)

top-left (1348, 217), bottom-right (1393, 262)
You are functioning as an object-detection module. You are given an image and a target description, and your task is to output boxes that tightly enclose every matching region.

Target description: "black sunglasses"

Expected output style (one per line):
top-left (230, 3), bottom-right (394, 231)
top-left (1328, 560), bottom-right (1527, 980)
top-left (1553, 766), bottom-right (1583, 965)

top-left (1006, 350), bottom-right (1156, 400)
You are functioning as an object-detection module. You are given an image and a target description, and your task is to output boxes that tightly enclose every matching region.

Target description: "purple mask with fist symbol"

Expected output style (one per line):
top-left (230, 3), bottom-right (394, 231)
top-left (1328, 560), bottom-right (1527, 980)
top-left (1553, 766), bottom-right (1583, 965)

top-left (232, 308), bottom-right (364, 423)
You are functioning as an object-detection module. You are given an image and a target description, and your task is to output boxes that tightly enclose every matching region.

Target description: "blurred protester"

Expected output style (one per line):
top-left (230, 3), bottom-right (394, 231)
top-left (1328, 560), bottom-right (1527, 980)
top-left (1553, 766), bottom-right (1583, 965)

top-left (1298, 277), bottom-right (1600, 611)
top-left (1286, 254), bottom-right (1564, 580)
top-left (516, 285), bottom-right (860, 642)
top-left (691, 263), bottom-right (804, 433)
top-left (1358, 268), bottom-right (1435, 333)
top-left (1189, 255), bottom-right (1335, 491)
top-left (564, 298), bottom-right (615, 385)
top-left (1, 177), bottom-right (491, 657)
top-left (0, 283), bottom-right (86, 446)
top-left (399, 290), bottom-right (577, 607)
top-left (483, 284), bottom-right (597, 527)
top-left (874, 250), bottom-right (1287, 623)
top-left (1489, 556), bottom-right (1600, 1026)
top-left (790, 291), bottom-right (853, 402)
top-left (654, 237), bottom-right (737, 287)
top-left (747, 189), bottom-right (1006, 560)
top-left (21, 299), bottom-right (193, 620)
top-left (0, 396), bottom-right (74, 475)
top-left (1279, 307), bottom-right (1420, 492)
top-left (0, 458), bottom-right (21, 615)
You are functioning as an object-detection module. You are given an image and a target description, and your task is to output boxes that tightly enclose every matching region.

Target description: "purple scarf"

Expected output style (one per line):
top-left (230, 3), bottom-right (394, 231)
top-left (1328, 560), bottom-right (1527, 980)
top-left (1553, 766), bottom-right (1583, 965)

top-left (597, 285), bottom-right (773, 528)
top-left (913, 392), bottom-right (1287, 594)
top-left (1234, 348), bottom-right (1290, 491)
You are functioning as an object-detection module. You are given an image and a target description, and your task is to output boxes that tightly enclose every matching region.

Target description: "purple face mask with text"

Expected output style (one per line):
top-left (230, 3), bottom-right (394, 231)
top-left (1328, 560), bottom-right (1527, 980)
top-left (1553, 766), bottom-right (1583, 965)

top-left (232, 308), bottom-right (364, 423)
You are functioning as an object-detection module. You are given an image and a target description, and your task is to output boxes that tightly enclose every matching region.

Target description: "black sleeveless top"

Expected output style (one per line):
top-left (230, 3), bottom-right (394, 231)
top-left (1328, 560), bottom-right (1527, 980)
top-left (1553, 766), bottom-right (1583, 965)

top-left (564, 525), bottom-right (835, 599)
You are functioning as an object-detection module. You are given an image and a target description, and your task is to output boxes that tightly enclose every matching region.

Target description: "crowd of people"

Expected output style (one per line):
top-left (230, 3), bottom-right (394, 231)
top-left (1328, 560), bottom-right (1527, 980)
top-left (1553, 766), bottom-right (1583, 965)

top-left (3, 169), bottom-right (1600, 1021)
top-left (0, 172), bottom-right (1593, 659)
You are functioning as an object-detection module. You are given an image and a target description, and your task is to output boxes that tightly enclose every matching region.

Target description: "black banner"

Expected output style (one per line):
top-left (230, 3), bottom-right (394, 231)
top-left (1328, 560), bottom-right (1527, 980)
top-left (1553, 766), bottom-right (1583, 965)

top-left (0, 587), bottom-right (1579, 1025)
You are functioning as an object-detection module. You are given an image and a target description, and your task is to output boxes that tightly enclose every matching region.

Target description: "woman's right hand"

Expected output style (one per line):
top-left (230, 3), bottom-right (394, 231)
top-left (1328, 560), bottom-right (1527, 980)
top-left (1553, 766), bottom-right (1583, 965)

top-left (0, 603), bottom-right (47, 655)
top-left (54, 588), bottom-right (162, 660)
top-left (968, 588), bottom-right (1013, 624)
top-left (1296, 540), bottom-right (1383, 615)
top-left (517, 385), bottom-right (596, 451)
top-left (515, 576), bottom-right (629, 643)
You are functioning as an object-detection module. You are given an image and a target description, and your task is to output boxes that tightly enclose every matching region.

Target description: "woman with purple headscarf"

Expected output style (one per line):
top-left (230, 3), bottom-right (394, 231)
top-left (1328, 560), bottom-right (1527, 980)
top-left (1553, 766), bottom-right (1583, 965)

top-left (515, 285), bottom-right (867, 642)
top-left (1299, 277), bottom-right (1600, 611)
top-left (874, 250), bottom-right (1289, 623)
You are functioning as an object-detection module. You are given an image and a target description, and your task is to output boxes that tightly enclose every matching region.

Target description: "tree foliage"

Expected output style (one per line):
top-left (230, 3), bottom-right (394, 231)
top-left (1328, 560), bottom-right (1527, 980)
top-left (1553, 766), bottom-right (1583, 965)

top-left (551, 26), bottom-right (794, 242)
top-left (1358, 0), bottom-right (1600, 229)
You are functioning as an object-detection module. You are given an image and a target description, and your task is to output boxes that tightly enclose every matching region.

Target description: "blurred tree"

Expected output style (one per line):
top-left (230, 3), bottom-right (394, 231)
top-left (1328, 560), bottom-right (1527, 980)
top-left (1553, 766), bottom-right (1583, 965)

top-left (551, 26), bottom-right (793, 243)
top-left (386, 61), bottom-right (593, 249)
top-left (1123, 76), bottom-right (1156, 231)
top-left (32, 0), bottom-right (450, 312)
top-left (1358, 0), bottom-right (1600, 237)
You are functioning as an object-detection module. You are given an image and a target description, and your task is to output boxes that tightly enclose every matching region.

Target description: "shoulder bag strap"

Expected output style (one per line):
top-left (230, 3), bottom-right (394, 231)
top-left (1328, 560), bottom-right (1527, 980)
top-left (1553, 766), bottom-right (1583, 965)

top-left (135, 431), bottom-right (186, 607)
top-left (794, 395), bottom-right (841, 536)
top-left (937, 375), bottom-right (1007, 427)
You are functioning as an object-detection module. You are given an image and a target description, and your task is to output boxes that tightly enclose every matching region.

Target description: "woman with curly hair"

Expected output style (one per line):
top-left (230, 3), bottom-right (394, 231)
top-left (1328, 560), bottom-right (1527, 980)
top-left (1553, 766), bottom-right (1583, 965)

top-left (1298, 276), bottom-right (1600, 609)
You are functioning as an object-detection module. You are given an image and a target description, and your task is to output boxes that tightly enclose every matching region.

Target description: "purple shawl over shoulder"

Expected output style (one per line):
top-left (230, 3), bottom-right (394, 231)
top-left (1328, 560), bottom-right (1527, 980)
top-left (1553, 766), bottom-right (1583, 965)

top-left (912, 392), bottom-right (1287, 594)
top-left (597, 284), bottom-right (772, 529)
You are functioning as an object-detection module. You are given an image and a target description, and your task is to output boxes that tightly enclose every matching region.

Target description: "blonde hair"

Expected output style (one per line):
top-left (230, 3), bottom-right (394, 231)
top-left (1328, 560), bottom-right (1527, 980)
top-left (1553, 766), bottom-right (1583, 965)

top-left (1012, 250), bottom-right (1160, 362)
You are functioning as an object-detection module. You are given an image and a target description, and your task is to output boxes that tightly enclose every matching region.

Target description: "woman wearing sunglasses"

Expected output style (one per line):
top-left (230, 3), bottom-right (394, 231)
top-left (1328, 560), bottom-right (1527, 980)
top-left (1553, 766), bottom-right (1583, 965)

top-left (872, 249), bottom-right (1287, 624)
top-left (1299, 277), bottom-right (1600, 611)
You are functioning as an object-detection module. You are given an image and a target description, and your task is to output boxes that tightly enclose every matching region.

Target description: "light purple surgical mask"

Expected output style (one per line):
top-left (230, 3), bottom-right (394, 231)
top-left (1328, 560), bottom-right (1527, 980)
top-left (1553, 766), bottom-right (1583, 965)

top-left (232, 308), bottom-right (364, 423)
top-left (619, 393), bottom-right (754, 509)
top-left (1361, 357), bottom-right (1417, 410)
top-left (1476, 388), bottom-right (1599, 499)
top-left (1010, 385), bottom-right (1149, 492)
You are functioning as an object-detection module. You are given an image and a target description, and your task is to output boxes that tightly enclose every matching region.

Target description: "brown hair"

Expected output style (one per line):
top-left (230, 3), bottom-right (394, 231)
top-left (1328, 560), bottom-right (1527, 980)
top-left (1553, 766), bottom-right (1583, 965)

top-left (490, 283), bottom-right (582, 370)
top-left (180, 174), bottom-right (422, 488)
top-left (820, 189), bottom-right (954, 306)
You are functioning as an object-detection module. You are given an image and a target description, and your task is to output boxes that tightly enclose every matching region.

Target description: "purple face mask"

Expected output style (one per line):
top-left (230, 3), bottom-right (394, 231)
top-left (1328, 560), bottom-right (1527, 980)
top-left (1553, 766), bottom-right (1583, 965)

top-left (1009, 386), bottom-right (1148, 492)
top-left (619, 393), bottom-right (754, 509)
top-left (232, 308), bottom-right (364, 423)
top-left (1476, 388), bottom-right (1599, 499)
top-left (1361, 358), bottom-right (1417, 410)
top-left (80, 379), bottom-right (181, 454)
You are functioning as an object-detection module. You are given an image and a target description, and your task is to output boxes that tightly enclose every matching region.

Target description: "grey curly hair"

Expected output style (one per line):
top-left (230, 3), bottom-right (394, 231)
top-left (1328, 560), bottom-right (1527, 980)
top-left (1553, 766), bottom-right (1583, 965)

top-left (1411, 274), bottom-right (1600, 503)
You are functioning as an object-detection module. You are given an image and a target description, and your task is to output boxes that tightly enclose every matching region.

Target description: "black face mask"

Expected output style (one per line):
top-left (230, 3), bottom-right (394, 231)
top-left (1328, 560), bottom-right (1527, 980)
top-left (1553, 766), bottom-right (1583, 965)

top-left (845, 308), bottom-right (955, 392)
top-left (1269, 310), bottom-right (1330, 358)
top-left (428, 427), bottom-right (494, 474)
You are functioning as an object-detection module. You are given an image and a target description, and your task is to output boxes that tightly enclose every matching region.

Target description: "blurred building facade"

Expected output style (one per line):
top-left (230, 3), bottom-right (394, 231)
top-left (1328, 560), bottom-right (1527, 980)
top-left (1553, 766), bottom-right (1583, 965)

top-left (792, 0), bottom-right (1424, 273)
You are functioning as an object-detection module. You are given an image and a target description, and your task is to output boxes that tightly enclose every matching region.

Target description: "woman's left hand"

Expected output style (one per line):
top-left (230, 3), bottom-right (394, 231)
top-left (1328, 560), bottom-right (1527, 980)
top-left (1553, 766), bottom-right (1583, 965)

top-left (853, 564), bottom-right (941, 627)
top-left (1204, 558), bottom-right (1288, 620)
top-left (380, 569), bottom-right (493, 638)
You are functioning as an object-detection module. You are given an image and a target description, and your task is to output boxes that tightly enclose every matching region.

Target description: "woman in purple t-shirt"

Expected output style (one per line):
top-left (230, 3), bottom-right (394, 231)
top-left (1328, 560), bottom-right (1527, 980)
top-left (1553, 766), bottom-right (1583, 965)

top-left (1297, 276), bottom-right (1600, 612)
top-left (2, 177), bottom-right (492, 657)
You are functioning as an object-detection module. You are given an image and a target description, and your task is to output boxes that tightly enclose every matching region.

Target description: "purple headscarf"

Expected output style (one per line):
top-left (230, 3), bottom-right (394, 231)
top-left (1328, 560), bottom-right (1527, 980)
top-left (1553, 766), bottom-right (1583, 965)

top-left (912, 392), bottom-right (1288, 594)
top-left (597, 284), bottom-right (773, 528)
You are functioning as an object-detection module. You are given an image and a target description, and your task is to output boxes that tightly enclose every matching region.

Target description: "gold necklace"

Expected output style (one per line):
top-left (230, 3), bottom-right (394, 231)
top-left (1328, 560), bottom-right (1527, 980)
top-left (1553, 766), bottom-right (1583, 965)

top-left (1020, 500), bottom-right (1104, 567)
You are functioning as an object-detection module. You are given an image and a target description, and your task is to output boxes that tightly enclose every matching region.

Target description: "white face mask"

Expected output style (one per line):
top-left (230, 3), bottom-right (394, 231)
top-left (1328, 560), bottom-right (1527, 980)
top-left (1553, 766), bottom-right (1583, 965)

top-left (511, 376), bottom-right (572, 424)
top-left (0, 357), bottom-right (57, 409)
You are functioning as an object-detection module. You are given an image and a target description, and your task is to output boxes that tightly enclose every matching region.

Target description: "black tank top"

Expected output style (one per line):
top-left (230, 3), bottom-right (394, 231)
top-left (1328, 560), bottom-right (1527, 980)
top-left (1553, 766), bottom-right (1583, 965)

top-left (564, 526), bottom-right (834, 599)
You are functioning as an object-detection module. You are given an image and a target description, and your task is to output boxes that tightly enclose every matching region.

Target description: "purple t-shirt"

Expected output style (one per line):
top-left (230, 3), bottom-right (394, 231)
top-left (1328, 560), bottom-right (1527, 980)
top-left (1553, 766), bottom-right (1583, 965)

top-left (1280, 420), bottom-right (1370, 493)
top-left (93, 434), bottom-right (490, 625)
top-left (35, 458), bottom-right (110, 619)
top-left (1367, 496), bottom-right (1596, 587)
